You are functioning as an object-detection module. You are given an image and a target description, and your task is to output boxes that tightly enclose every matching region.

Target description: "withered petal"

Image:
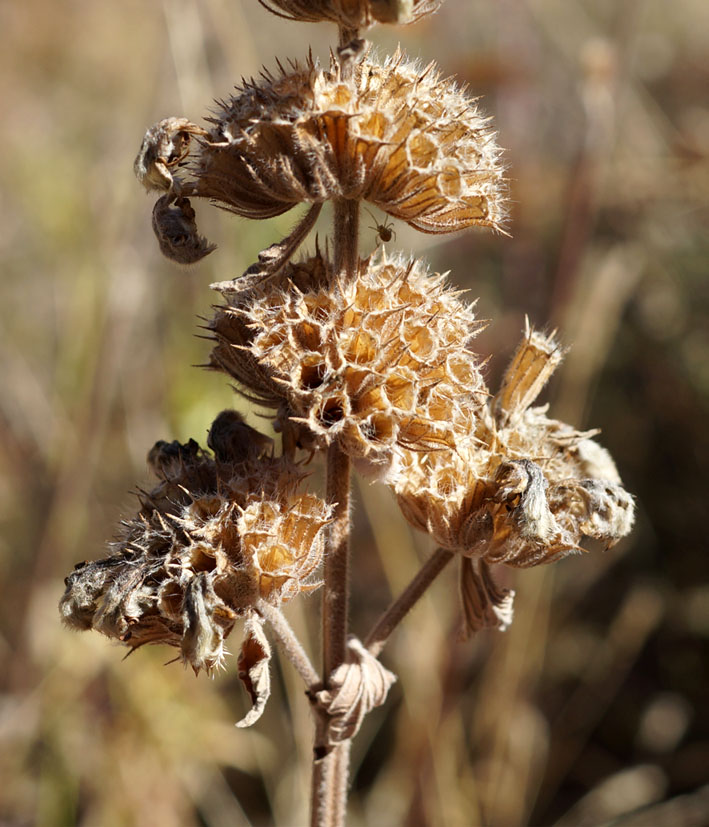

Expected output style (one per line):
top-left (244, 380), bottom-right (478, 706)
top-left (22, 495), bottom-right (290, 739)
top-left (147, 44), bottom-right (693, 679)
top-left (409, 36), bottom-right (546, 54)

top-left (459, 557), bottom-right (515, 637)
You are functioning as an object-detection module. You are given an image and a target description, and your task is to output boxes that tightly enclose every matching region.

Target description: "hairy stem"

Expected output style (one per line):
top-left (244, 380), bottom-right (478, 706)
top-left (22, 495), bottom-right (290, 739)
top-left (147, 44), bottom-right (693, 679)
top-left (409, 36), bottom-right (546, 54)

top-left (310, 188), bottom-right (359, 827)
top-left (338, 27), bottom-right (359, 55)
top-left (322, 444), bottom-right (352, 679)
top-left (256, 600), bottom-right (319, 688)
top-left (310, 732), bottom-right (333, 827)
top-left (365, 547), bottom-right (455, 658)
top-left (331, 742), bottom-right (351, 826)
top-left (332, 199), bottom-right (360, 285)
top-left (311, 27), bottom-right (360, 824)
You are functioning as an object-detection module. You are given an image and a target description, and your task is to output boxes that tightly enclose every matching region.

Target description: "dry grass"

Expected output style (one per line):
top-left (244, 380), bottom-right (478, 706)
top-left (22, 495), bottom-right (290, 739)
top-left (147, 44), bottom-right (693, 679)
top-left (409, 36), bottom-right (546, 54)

top-left (1, 0), bottom-right (708, 824)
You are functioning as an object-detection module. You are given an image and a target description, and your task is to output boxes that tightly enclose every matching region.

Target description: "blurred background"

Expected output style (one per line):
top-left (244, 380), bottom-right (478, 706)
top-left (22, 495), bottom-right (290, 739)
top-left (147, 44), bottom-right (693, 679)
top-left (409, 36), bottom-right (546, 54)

top-left (1, 0), bottom-right (707, 824)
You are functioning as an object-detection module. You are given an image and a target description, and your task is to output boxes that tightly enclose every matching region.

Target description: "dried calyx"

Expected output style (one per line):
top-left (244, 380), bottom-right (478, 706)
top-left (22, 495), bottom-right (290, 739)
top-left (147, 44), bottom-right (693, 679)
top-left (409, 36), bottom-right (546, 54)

top-left (134, 48), bottom-right (506, 264)
top-left (60, 411), bottom-right (332, 676)
top-left (209, 250), bottom-right (487, 474)
top-left (310, 637), bottom-right (397, 748)
top-left (391, 324), bottom-right (635, 635)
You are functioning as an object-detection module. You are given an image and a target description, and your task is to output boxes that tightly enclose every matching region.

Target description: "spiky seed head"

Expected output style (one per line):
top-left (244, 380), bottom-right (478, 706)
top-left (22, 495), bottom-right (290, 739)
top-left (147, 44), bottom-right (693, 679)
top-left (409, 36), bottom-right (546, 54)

top-left (210, 251), bottom-right (487, 471)
top-left (59, 415), bottom-right (332, 674)
top-left (169, 50), bottom-right (507, 234)
top-left (390, 326), bottom-right (635, 632)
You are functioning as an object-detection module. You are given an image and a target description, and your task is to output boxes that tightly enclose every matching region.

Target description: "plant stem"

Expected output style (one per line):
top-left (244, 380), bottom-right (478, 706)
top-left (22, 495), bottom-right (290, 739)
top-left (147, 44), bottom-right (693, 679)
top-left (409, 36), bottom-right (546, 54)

top-left (311, 30), bottom-right (360, 823)
top-left (332, 199), bottom-right (360, 285)
top-left (310, 189), bottom-right (359, 827)
top-left (331, 742), bottom-right (351, 826)
top-left (313, 442), bottom-right (352, 827)
top-left (256, 600), bottom-right (319, 688)
top-left (365, 547), bottom-right (455, 658)
top-left (322, 444), bottom-right (352, 680)
top-left (338, 27), bottom-right (359, 54)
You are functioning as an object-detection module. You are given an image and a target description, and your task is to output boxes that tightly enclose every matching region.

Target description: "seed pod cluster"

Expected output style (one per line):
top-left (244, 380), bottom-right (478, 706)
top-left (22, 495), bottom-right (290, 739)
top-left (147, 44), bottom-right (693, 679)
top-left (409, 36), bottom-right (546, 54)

top-left (211, 251), bottom-right (487, 471)
top-left (64, 0), bottom-right (635, 695)
top-left (60, 413), bottom-right (332, 673)
top-left (391, 326), bottom-right (635, 633)
top-left (135, 49), bottom-right (506, 236)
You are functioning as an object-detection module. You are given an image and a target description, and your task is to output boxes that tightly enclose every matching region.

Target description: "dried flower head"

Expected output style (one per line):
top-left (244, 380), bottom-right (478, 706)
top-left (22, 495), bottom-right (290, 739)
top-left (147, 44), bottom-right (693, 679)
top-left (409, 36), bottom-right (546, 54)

top-left (259, 0), bottom-right (443, 27)
top-left (391, 324), bottom-right (635, 634)
top-left (210, 251), bottom-right (487, 470)
top-left (59, 412), bottom-right (332, 674)
top-left (142, 50), bottom-right (506, 235)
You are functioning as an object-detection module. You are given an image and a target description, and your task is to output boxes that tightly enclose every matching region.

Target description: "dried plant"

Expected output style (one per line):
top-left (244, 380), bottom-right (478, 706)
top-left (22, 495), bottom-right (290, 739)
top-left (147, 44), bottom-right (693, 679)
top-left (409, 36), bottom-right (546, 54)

top-left (60, 3), bottom-right (635, 825)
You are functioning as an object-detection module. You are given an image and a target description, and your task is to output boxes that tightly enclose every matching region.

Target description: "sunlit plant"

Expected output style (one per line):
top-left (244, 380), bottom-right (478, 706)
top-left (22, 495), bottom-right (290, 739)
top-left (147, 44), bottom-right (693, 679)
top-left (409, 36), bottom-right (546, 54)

top-left (60, 2), bottom-right (634, 823)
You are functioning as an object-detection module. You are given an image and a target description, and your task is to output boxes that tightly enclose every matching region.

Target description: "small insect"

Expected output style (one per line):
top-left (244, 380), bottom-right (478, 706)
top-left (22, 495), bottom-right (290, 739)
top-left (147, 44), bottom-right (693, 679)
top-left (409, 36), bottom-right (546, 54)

top-left (365, 208), bottom-right (396, 245)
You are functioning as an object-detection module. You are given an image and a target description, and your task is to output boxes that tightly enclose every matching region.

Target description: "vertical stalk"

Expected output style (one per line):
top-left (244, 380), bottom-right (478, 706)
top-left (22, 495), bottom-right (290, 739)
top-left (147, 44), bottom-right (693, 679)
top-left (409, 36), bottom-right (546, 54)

top-left (310, 24), bottom-right (360, 823)
top-left (332, 198), bottom-right (360, 285)
top-left (322, 442), bottom-right (352, 680)
top-left (311, 194), bottom-right (358, 827)
top-left (338, 27), bottom-right (358, 49)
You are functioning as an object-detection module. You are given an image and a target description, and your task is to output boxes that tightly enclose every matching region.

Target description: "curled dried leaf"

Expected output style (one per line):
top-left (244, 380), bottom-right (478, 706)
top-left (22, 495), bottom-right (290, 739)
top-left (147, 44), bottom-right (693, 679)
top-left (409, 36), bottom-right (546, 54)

top-left (552, 478), bottom-right (636, 548)
top-left (147, 437), bottom-right (202, 479)
top-left (207, 410), bottom-right (274, 464)
top-left (152, 195), bottom-right (216, 265)
top-left (459, 558), bottom-right (515, 637)
top-left (240, 203), bottom-right (323, 285)
top-left (311, 638), bottom-right (397, 745)
top-left (495, 459), bottom-right (558, 543)
top-left (134, 117), bottom-right (207, 193)
top-left (236, 614), bottom-right (272, 728)
top-left (182, 573), bottom-right (237, 674)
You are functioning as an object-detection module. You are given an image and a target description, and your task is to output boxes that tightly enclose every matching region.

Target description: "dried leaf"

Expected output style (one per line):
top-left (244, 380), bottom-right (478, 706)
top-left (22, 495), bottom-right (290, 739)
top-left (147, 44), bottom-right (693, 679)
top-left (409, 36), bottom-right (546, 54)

top-left (312, 637), bottom-right (397, 744)
top-left (207, 410), bottom-right (274, 464)
top-left (493, 320), bottom-right (564, 426)
top-left (553, 478), bottom-right (636, 548)
top-left (134, 117), bottom-right (207, 193)
top-left (258, 0), bottom-right (443, 29)
top-left (152, 195), bottom-right (216, 265)
top-left (236, 615), bottom-right (272, 728)
top-left (495, 459), bottom-right (558, 543)
top-left (181, 573), bottom-right (235, 674)
top-left (241, 203), bottom-right (322, 285)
